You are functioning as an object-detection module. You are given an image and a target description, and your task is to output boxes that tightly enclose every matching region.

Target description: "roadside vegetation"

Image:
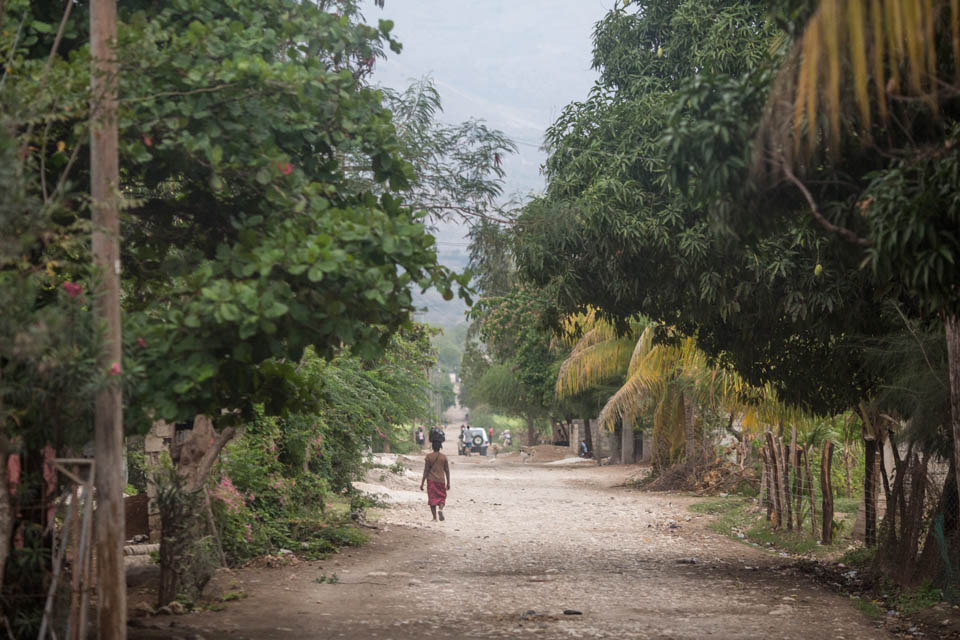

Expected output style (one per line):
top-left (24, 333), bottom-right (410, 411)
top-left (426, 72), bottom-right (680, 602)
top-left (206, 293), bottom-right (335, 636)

top-left (5, 0), bottom-right (960, 636)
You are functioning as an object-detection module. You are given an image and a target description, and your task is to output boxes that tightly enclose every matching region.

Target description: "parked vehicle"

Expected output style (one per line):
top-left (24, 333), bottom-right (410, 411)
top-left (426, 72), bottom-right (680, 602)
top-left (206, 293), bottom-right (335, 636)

top-left (458, 427), bottom-right (489, 456)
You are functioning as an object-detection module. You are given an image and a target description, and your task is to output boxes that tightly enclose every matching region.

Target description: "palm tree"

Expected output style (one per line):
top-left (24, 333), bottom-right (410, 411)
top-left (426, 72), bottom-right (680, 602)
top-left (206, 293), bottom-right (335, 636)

top-left (556, 314), bottom-right (787, 471)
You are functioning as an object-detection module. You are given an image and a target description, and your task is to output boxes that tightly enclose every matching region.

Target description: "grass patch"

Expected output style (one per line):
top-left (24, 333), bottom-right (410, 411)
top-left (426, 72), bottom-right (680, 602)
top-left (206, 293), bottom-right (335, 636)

top-left (221, 591), bottom-right (248, 602)
top-left (318, 525), bottom-right (367, 548)
top-left (838, 546), bottom-right (875, 569)
top-left (688, 498), bottom-right (737, 516)
top-left (852, 597), bottom-right (883, 618)
top-left (896, 583), bottom-right (942, 614)
top-left (689, 496), bottom-right (851, 556)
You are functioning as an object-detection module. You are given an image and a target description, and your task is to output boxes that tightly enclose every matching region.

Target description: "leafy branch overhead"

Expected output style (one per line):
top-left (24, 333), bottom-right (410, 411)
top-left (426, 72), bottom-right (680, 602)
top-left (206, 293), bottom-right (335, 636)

top-left (1, 0), bottom-right (472, 432)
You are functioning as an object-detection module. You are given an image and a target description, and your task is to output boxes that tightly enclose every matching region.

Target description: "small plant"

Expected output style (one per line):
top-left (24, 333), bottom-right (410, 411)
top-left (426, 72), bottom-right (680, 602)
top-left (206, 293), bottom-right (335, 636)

top-left (388, 460), bottom-right (406, 475)
top-left (221, 591), bottom-right (248, 602)
top-left (851, 597), bottom-right (883, 618)
top-left (314, 573), bottom-right (339, 584)
top-left (318, 525), bottom-right (367, 548)
top-left (838, 546), bottom-right (875, 569)
top-left (349, 492), bottom-right (387, 513)
top-left (896, 583), bottom-right (941, 614)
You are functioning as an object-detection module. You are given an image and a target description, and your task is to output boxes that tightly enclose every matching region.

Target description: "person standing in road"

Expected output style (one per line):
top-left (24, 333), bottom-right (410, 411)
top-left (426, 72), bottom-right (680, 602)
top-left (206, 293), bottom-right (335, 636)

top-left (416, 426), bottom-right (425, 447)
top-left (420, 440), bottom-right (451, 521)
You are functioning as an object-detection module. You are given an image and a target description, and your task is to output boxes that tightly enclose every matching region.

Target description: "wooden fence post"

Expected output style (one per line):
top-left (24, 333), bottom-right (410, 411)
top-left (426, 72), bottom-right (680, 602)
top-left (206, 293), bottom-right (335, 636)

top-left (765, 432), bottom-right (782, 528)
top-left (821, 441), bottom-right (835, 544)
top-left (803, 445), bottom-right (817, 536)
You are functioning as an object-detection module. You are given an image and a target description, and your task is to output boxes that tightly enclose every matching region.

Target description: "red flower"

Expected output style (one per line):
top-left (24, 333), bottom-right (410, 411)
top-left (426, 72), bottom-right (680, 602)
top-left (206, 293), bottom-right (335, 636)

top-left (277, 161), bottom-right (293, 175)
top-left (137, 337), bottom-right (147, 348)
top-left (143, 135), bottom-right (153, 147)
top-left (109, 362), bottom-right (121, 376)
top-left (62, 281), bottom-right (82, 298)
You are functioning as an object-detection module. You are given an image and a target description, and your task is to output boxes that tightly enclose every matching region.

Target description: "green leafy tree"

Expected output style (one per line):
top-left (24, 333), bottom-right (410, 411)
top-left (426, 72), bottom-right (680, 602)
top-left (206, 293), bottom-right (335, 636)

top-left (513, 0), bottom-right (887, 418)
top-left (753, 0), bottom-right (960, 509)
top-left (378, 77), bottom-right (518, 225)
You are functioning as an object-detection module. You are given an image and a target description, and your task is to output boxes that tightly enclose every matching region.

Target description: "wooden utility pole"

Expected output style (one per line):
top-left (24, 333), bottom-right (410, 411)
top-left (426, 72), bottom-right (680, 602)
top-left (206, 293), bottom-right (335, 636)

top-left (90, 0), bottom-right (126, 637)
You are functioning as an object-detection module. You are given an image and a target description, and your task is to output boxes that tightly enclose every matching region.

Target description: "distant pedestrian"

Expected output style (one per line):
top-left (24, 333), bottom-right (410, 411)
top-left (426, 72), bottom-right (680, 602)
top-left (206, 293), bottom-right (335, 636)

top-left (488, 427), bottom-right (494, 442)
top-left (420, 441), bottom-right (450, 521)
top-left (416, 426), bottom-right (425, 447)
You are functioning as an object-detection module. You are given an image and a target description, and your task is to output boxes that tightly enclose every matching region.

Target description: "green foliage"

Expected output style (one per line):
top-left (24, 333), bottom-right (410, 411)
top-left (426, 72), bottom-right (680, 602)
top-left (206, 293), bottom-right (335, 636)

top-left (512, 0), bottom-right (888, 416)
top-left (851, 597), bottom-right (884, 619)
top-left (208, 326), bottom-right (433, 564)
top-left (379, 77), bottom-right (517, 224)
top-left (862, 136), bottom-right (960, 317)
top-left (2, 0), bottom-right (468, 436)
top-left (839, 546), bottom-right (877, 569)
top-left (314, 573), bottom-right (340, 585)
top-left (462, 286), bottom-right (561, 421)
top-left (689, 495), bottom-right (843, 556)
top-left (431, 324), bottom-right (467, 372)
top-left (895, 583), bottom-right (943, 614)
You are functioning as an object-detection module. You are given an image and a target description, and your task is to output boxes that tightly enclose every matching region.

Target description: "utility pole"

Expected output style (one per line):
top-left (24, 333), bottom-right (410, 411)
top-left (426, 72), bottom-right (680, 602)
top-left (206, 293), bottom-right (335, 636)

top-left (90, 0), bottom-right (126, 637)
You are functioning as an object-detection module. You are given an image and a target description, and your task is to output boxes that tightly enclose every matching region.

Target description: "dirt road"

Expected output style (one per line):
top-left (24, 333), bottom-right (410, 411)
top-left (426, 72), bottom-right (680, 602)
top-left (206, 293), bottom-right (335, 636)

top-left (132, 429), bottom-right (891, 639)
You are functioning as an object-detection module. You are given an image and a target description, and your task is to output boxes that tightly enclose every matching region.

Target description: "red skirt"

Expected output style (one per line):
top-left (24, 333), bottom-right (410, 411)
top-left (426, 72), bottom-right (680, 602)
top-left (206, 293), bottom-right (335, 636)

top-left (427, 480), bottom-right (447, 507)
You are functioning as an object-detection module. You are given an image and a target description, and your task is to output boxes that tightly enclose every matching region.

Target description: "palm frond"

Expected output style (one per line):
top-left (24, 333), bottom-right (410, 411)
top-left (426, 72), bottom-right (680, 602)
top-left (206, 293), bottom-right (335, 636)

top-left (761, 0), bottom-right (960, 165)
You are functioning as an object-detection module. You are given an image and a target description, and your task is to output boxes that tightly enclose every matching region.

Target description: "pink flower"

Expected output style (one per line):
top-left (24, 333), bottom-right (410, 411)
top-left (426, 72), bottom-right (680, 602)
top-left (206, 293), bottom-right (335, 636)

top-left (137, 337), bottom-right (147, 348)
top-left (277, 161), bottom-right (293, 175)
top-left (62, 282), bottom-right (82, 298)
top-left (109, 362), bottom-right (121, 376)
top-left (215, 476), bottom-right (246, 514)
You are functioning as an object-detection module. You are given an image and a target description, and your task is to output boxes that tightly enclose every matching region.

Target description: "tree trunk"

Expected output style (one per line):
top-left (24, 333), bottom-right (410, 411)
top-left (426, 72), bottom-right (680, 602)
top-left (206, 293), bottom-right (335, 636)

top-left (550, 420), bottom-right (561, 443)
top-left (582, 417), bottom-right (594, 459)
top-left (621, 420), bottom-right (635, 464)
top-left (159, 424), bottom-right (236, 605)
top-left (0, 446), bottom-right (11, 595)
top-left (91, 0), bottom-right (126, 634)
top-left (525, 416), bottom-right (536, 447)
top-left (683, 393), bottom-right (697, 464)
top-left (947, 314), bottom-right (960, 518)
top-left (914, 456), bottom-right (958, 584)
top-left (821, 441), bottom-right (835, 544)
top-left (864, 437), bottom-right (878, 547)
top-left (791, 425), bottom-right (801, 530)
top-left (843, 437), bottom-right (853, 497)
top-left (609, 421), bottom-right (622, 465)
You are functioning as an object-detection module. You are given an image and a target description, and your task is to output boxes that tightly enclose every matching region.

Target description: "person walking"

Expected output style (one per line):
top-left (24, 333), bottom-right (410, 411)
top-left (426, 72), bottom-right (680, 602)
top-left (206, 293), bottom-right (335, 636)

top-left (420, 440), bottom-right (451, 521)
top-left (416, 426), bottom-right (425, 447)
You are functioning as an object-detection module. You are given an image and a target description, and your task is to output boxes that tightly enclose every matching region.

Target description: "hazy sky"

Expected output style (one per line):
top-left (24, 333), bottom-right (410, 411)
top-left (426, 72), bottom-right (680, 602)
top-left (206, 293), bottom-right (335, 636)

top-left (362, 1), bottom-right (612, 324)
top-left (365, 1), bottom-right (611, 197)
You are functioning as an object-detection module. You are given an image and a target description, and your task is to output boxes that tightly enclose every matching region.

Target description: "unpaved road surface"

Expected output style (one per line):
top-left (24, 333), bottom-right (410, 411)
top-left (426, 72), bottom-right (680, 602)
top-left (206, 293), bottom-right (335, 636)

top-left (131, 433), bottom-right (890, 639)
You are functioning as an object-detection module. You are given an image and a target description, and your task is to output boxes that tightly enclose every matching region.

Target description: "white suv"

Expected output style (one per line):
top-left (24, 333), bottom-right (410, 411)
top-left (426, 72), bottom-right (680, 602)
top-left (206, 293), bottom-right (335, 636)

top-left (458, 427), bottom-right (489, 456)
